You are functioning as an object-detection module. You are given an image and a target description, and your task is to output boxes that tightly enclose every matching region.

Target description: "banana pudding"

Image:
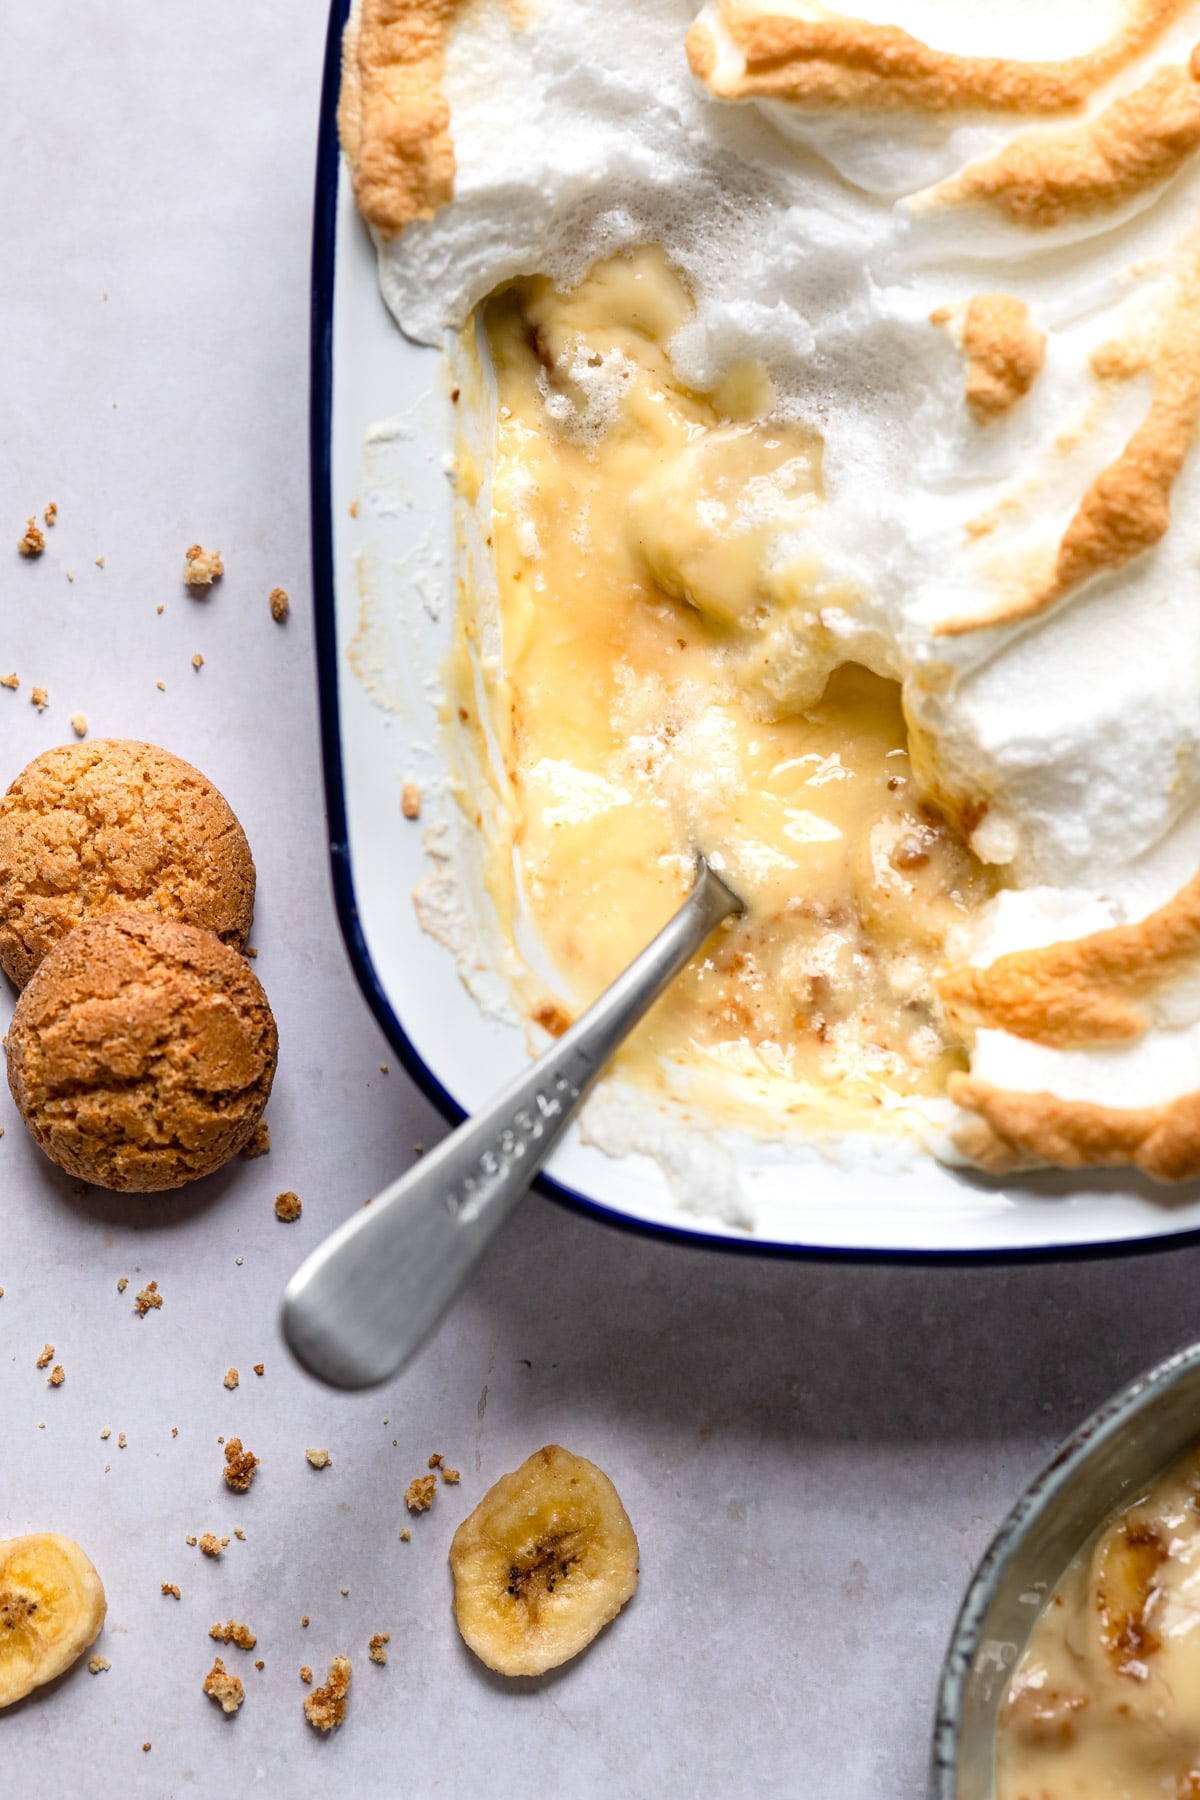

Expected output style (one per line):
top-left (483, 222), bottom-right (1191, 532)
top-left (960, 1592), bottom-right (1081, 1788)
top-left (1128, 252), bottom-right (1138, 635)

top-left (341, 0), bottom-right (1200, 1179)
top-left (997, 1441), bottom-right (1200, 1799)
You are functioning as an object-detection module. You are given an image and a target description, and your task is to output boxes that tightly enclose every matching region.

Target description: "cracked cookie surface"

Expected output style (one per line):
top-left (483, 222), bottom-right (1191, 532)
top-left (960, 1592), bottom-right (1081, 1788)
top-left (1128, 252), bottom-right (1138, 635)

top-left (6, 911), bottom-right (277, 1191)
top-left (0, 739), bottom-right (254, 988)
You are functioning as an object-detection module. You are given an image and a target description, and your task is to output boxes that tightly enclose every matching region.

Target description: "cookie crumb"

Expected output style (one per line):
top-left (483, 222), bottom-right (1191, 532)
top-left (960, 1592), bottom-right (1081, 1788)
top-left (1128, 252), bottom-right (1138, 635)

top-left (186, 1536), bottom-right (198, 1547)
top-left (142, 1744), bottom-right (151, 1753)
top-left (304, 1656), bottom-right (351, 1732)
top-left (223, 1437), bottom-right (258, 1492)
top-left (442, 1466), bottom-right (460, 1484)
top-left (192, 653), bottom-right (204, 670)
top-left (184, 544), bottom-right (223, 587)
top-left (269, 587), bottom-right (289, 622)
top-left (427, 1453), bottom-right (443, 1469)
top-left (18, 518), bottom-right (45, 557)
top-left (94, 556), bottom-right (105, 569)
top-left (340, 1587), bottom-right (349, 1597)
top-left (30, 686), bottom-right (48, 711)
top-left (401, 781), bottom-right (421, 820)
top-left (0, 673), bottom-right (16, 690)
top-left (379, 1062), bottom-right (389, 1074)
top-left (244, 946), bottom-right (257, 958)
top-left (405, 1474), bottom-right (437, 1513)
top-left (155, 680), bottom-right (165, 691)
top-left (274, 1191), bottom-right (301, 1222)
top-left (161, 1583), bottom-right (181, 1600)
top-left (100, 1428), bottom-right (111, 1440)
top-left (134, 1279), bottom-right (162, 1316)
top-left (171, 1427), bottom-right (179, 1438)
top-left (198, 1534), bottom-right (228, 1559)
top-left (254, 1659), bottom-right (264, 1671)
top-left (368, 1632), bottom-right (390, 1665)
top-left (48, 1364), bottom-right (65, 1387)
top-left (305, 1447), bottom-right (331, 1470)
top-left (241, 1123), bottom-right (271, 1161)
top-left (399, 1529), bottom-right (411, 1543)
top-left (118, 1432), bottom-right (127, 1448)
top-left (117, 1278), bottom-right (128, 1293)
top-left (35, 1344), bottom-right (54, 1368)
top-left (301, 1616), bottom-right (309, 1628)
top-left (299, 1665), bottom-right (313, 1683)
top-left (70, 714), bottom-right (87, 738)
top-left (234, 1528), bottom-right (245, 1542)
top-left (44, 502), bottom-right (57, 527)
top-left (209, 1620), bottom-right (256, 1651)
top-left (88, 1655), bottom-right (110, 1674)
top-left (203, 1657), bottom-right (245, 1715)
top-left (223, 1368), bottom-right (239, 1390)
top-left (252, 1363), bottom-right (264, 1377)
top-left (348, 499), bottom-right (360, 519)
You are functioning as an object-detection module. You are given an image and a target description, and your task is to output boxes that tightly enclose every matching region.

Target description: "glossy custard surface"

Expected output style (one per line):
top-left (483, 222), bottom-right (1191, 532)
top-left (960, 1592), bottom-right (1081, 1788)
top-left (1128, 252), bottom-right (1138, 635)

top-left (457, 250), bottom-right (994, 1126)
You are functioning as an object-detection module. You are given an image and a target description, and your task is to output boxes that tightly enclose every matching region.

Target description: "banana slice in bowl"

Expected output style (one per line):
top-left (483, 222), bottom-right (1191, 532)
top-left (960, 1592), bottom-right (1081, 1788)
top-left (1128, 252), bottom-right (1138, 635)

top-left (449, 1445), bottom-right (639, 1676)
top-left (0, 1533), bottom-right (106, 1707)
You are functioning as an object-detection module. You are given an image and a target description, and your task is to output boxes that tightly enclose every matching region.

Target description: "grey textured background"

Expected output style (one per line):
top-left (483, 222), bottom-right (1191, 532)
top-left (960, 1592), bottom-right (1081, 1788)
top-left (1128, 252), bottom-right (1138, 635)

top-left (3, 5), bottom-right (1200, 1795)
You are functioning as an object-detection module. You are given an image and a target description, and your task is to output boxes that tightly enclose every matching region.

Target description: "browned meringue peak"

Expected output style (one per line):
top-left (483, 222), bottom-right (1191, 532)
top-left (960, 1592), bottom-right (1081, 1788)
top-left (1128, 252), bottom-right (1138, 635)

top-left (950, 294), bottom-right (1046, 424)
top-left (941, 871), bottom-right (1200, 1050)
top-left (927, 57), bottom-right (1200, 229)
top-left (948, 1074), bottom-right (1200, 1179)
top-left (686, 0), bottom-right (1193, 113)
top-left (936, 231), bottom-right (1200, 636)
top-left (339, 0), bottom-right (465, 239)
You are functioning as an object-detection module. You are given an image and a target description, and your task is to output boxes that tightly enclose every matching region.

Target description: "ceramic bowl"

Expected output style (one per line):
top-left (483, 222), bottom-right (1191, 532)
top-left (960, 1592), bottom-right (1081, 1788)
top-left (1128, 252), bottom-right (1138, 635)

top-left (930, 1338), bottom-right (1200, 1796)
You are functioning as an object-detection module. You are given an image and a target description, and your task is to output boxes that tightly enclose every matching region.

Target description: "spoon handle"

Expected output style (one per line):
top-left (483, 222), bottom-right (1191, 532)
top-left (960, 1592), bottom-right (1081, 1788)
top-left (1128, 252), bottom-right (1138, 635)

top-left (282, 862), bottom-right (740, 1388)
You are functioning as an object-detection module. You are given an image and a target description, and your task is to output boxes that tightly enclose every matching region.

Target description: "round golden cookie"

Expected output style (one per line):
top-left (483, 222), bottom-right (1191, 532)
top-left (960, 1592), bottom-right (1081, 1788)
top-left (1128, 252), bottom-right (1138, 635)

top-left (0, 739), bottom-right (255, 988)
top-left (6, 912), bottom-right (277, 1192)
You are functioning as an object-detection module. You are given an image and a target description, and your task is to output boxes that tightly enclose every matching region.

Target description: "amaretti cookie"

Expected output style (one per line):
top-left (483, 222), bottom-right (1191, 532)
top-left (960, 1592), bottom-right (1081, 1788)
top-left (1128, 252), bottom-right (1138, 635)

top-left (6, 912), bottom-right (277, 1191)
top-left (0, 739), bottom-right (255, 988)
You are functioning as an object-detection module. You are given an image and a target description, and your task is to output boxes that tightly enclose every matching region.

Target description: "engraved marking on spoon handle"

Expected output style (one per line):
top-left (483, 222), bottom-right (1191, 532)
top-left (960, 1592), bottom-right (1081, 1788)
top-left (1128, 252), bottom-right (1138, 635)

top-left (281, 862), bottom-right (740, 1388)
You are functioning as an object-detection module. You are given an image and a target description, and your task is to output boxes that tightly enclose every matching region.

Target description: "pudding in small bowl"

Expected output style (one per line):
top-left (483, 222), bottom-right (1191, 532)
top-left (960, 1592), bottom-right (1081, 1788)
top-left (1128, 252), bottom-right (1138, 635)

top-left (933, 1341), bottom-right (1200, 1798)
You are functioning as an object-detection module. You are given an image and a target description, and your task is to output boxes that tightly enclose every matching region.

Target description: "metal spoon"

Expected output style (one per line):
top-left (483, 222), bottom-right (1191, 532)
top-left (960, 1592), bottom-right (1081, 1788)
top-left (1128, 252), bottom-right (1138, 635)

top-left (281, 857), bottom-right (741, 1389)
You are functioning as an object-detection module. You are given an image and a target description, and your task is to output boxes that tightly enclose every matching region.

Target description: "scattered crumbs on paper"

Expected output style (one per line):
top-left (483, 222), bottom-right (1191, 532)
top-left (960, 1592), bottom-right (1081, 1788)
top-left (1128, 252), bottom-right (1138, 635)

top-left (405, 1475), bottom-right (437, 1513)
top-left (133, 1279), bottom-right (161, 1316)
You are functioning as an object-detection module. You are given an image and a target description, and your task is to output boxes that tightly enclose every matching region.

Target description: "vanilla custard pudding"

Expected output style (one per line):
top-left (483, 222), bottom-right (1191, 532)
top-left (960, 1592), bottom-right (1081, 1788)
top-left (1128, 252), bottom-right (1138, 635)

top-left (451, 249), bottom-right (993, 1123)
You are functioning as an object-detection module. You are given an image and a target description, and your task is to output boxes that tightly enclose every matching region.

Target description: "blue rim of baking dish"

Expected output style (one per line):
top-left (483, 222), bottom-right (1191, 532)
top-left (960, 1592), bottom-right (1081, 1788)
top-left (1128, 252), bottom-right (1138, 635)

top-left (309, 0), bottom-right (1200, 1265)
